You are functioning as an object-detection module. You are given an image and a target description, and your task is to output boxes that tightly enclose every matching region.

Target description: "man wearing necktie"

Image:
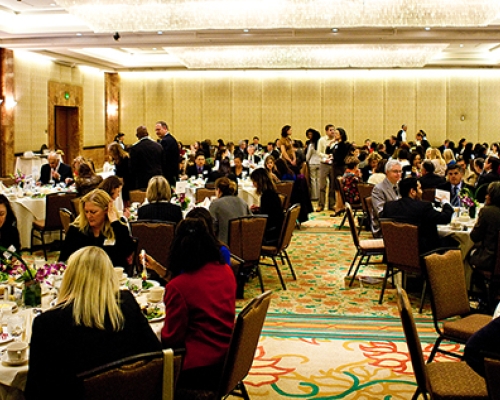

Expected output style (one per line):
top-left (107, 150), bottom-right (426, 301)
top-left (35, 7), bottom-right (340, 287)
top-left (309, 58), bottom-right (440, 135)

top-left (437, 164), bottom-right (472, 208)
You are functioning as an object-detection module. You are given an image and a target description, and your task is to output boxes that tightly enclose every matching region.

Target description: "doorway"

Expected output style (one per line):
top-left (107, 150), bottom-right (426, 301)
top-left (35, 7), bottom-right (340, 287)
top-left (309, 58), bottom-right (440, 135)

top-left (54, 106), bottom-right (79, 165)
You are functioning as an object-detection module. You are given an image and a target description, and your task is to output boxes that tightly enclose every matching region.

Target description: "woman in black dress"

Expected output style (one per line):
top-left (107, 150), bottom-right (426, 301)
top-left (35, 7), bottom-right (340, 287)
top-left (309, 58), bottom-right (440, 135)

top-left (108, 142), bottom-right (132, 207)
top-left (0, 194), bottom-right (20, 251)
top-left (137, 176), bottom-right (182, 224)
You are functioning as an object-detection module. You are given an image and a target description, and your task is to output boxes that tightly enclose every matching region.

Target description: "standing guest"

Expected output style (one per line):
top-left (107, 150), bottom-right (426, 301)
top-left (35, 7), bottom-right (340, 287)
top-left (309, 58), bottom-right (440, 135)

top-left (305, 128), bottom-right (322, 200)
top-left (419, 161), bottom-right (446, 190)
top-left (108, 142), bottom-right (132, 206)
top-left (161, 218), bottom-right (236, 391)
top-left (138, 176), bottom-right (182, 224)
top-left (25, 246), bottom-right (161, 400)
top-left (361, 152), bottom-right (382, 183)
top-left (397, 124), bottom-right (407, 144)
top-left (39, 152), bottom-right (73, 186)
top-left (367, 159), bottom-right (387, 185)
top-left (129, 125), bottom-right (164, 190)
top-left (75, 162), bottom-right (103, 197)
top-left (316, 124), bottom-right (336, 212)
top-left (99, 175), bottom-right (128, 219)
top-left (59, 189), bottom-right (133, 268)
top-left (250, 168), bottom-right (284, 245)
top-left (371, 160), bottom-right (402, 237)
top-left (231, 154), bottom-right (248, 179)
top-left (155, 120), bottom-right (180, 187)
top-left (330, 127), bottom-right (350, 217)
top-left (0, 194), bottom-right (20, 251)
top-left (114, 132), bottom-right (126, 150)
top-left (209, 177), bottom-right (251, 245)
top-left (280, 125), bottom-right (297, 169)
top-left (184, 151), bottom-right (211, 179)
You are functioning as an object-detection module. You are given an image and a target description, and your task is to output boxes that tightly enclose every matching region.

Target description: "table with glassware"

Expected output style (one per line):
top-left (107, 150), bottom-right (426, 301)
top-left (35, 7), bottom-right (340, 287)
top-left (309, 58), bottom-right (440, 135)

top-left (14, 157), bottom-right (46, 180)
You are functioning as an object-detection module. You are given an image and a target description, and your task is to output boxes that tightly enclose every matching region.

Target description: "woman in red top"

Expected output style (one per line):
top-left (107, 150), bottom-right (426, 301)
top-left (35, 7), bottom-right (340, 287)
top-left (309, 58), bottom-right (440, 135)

top-left (161, 217), bottom-right (236, 391)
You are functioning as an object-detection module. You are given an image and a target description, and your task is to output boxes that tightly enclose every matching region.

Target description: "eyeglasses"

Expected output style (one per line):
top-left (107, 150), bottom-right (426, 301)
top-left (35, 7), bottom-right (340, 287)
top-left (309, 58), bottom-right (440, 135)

top-left (390, 170), bottom-right (403, 174)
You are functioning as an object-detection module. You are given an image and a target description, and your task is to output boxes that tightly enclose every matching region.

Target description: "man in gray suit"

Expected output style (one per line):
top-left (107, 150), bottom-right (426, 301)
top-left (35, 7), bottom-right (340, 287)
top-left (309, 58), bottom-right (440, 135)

top-left (371, 159), bottom-right (402, 237)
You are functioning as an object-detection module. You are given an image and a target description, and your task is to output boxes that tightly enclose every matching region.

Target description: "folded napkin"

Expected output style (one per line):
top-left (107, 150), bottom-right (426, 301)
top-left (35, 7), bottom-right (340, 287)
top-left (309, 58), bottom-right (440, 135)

top-left (200, 197), bottom-right (211, 209)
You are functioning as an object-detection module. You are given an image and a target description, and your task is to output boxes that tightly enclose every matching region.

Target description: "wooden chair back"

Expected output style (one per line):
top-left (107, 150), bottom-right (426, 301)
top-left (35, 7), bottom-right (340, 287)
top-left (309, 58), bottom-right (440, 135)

top-left (195, 188), bottom-right (215, 203)
top-left (129, 190), bottom-right (147, 204)
top-left (59, 207), bottom-right (74, 234)
top-left (275, 181), bottom-right (293, 211)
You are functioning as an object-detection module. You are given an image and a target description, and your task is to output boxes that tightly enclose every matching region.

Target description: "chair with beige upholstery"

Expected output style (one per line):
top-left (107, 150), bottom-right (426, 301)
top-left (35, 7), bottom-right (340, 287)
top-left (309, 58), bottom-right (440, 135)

top-left (129, 190), bottom-right (147, 204)
top-left (424, 250), bottom-right (492, 363)
top-left (228, 215), bottom-right (267, 296)
top-left (59, 207), bottom-right (74, 234)
top-left (77, 349), bottom-right (178, 400)
top-left (345, 203), bottom-right (385, 287)
top-left (357, 183), bottom-right (374, 234)
top-left (364, 196), bottom-right (377, 238)
top-left (397, 287), bottom-right (488, 400)
top-left (275, 181), bottom-right (294, 211)
top-left (195, 188), bottom-right (215, 204)
top-left (260, 204), bottom-right (301, 290)
top-left (176, 291), bottom-right (272, 400)
top-left (485, 357), bottom-right (500, 400)
top-left (71, 197), bottom-right (81, 217)
top-left (31, 192), bottom-right (77, 260)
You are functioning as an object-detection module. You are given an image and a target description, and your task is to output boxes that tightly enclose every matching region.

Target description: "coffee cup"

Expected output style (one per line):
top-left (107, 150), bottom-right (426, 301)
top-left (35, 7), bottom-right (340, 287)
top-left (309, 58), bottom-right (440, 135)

top-left (6, 341), bottom-right (28, 362)
top-left (147, 287), bottom-right (164, 303)
top-left (114, 267), bottom-right (124, 281)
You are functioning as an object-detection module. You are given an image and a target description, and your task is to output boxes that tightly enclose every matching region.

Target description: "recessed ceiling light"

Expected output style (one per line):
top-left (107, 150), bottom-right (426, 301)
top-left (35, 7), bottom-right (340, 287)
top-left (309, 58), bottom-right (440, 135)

top-left (243, 29), bottom-right (249, 33)
top-left (332, 28), bottom-right (338, 32)
top-left (424, 27), bottom-right (431, 31)
top-left (459, 43), bottom-right (464, 48)
top-left (157, 31), bottom-right (163, 35)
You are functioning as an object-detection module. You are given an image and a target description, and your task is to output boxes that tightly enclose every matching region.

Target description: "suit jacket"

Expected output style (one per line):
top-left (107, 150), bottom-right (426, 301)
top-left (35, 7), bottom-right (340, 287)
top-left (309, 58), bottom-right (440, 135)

top-left (137, 202), bottom-right (183, 225)
top-left (246, 154), bottom-right (261, 165)
top-left (381, 197), bottom-right (454, 253)
top-left (129, 137), bottom-right (164, 190)
top-left (371, 178), bottom-right (401, 236)
top-left (185, 164), bottom-right (211, 178)
top-left (476, 170), bottom-right (500, 189)
top-left (39, 162), bottom-right (73, 185)
top-left (160, 133), bottom-right (180, 186)
top-left (419, 173), bottom-right (446, 190)
top-left (469, 205), bottom-right (500, 272)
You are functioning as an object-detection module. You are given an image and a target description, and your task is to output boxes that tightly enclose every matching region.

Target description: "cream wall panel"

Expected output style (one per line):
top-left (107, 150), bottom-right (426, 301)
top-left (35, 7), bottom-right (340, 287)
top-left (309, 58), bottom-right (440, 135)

top-left (448, 77), bottom-right (479, 144)
top-left (262, 78), bottom-right (292, 141)
top-left (479, 77), bottom-right (500, 145)
top-left (120, 77), bottom-right (145, 137)
top-left (202, 79), bottom-right (232, 140)
top-left (384, 78), bottom-right (416, 141)
top-left (144, 78), bottom-right (174, 131)
top-left (353, 79), bottom-right (384, 145)
top-left (416, 78), bottom-right (447, 146)
top-left (322, 77), bottom-right (354, 140)
top-left (173, 78), bottom-right (202, 145)
top-left (291, 78), bottom-right (321, 140)
top-left (82, 74), bottom-right (105, 147)
top-left (231, 78), bottom-right (262, 144)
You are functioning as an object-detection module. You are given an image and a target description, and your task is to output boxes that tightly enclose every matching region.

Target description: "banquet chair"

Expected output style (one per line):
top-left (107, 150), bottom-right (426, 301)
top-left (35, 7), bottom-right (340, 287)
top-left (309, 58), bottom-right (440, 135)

top-left (336, 176), bottom-right (362, 230)
top-left (424, 250), bottom-right (491, 363)
top-left (59, 207), bottom-right (74, 234)
top-left (275, 181), bottom-right (294, 211)
top-left (345, 203), bottom-right (385, 287)
top-left (176, 291), bottom-right (272, 400)
top-left (71, 197), bottom-right (81, 217)
top-left (195, 188), bottom-right (215, 204)
top-left (77, 349), bottom-right (178, 400)
top-left (130, 221), bottom-right (175, 278)
top-left (357, 183), bottom-right (374, 234)
top-left (278, 193), bottom-right (287, 209)
top-left (129, 190), bottom-right (146, 204)
top-left (364, 196), bottom-right (377, 238)
top-left (0, 177), bottom-right (16, 187)
top-left (260, 204), bottom-right (301, 290)
top-left (31, 192), bottom-right (77, 260)
top-left (228, 215), bottom-right (267, 296)
top-left (397, 287), bottom-right (488, 400)
top-left (485, 357), bottom-right (500, 400)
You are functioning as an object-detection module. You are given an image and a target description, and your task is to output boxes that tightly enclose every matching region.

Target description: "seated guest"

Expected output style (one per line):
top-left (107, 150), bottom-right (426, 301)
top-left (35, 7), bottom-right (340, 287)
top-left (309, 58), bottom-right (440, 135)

top-left (264, 155), bottom-right (280, 184)
top-left (231, 154), bottom-right (249, 179)
top-left (381, 177), bottom-right (454, 253)
top-left (275, 158), bottom-right (296, 181)
top-left (437, 164), bottom-right (472, 208)
top-left (245, 144), bottom-right (261, 168)
top-left (419, 161), bottom-right (446, 190)
top-left (361, 152), bottom-right (382, 183)
top-left (464, 317), bottom-right (499, 377)
top-left (39, 152), bottom-right (73, 186)
top-left (250, 168), bottom-right (284, 245)
top-left (59, 189), bottom-right (133, 267)
top-left (137, 176), bottom-right (182, 224)
top-left (476, 155), bottom-right (500, 191)
top-left (469, 182), bottom-right (500, 273)
top-left (75, 162), bottom-right (103, 197)
top-left (342, 156), bottom-right (361, 206)
top-left (25, 246), bottom-right (161, 400)
top-left (0, 194), bottom-right (20, 252)
top-left (99, 175), bottom-right (129, 219)
top-left (209, 177), bottom-right (251, 244)
top-left (367, 159), bottom-right (387, 185)
top-left (184, 151), bottom-right (211, 179)
top-left (466, 158), bottom-right (484, 187)
top-left (161, 218), bottom-right (236, 391)
top-left (207, 158), bottom-right (237, 186)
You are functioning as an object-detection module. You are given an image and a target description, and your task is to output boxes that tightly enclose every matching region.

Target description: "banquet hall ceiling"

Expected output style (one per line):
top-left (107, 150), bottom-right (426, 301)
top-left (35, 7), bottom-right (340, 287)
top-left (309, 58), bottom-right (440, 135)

top-left (1, 0), bottom-right (500, 70)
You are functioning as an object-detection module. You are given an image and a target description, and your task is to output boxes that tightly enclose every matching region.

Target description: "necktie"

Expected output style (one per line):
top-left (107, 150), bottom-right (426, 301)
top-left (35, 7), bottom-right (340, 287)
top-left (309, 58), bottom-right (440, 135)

top-left (451, 186), bottom-right (460, 207)
top-left (393, 186), bottom-right (399, 197)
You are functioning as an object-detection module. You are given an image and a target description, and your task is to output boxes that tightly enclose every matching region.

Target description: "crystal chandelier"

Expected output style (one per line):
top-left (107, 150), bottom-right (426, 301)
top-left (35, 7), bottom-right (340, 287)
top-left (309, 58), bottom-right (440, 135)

top-left (56, 0), bottom-right (500, 33)
top-left (165, 44), bottom-right (448, 69)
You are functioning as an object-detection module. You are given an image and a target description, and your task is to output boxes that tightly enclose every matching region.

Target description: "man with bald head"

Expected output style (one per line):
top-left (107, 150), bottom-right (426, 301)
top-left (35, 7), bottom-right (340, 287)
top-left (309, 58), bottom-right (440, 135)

top-left (39, 152), bottom-right (73, 186)
top-left (129, 125), bottom-right (164, 190)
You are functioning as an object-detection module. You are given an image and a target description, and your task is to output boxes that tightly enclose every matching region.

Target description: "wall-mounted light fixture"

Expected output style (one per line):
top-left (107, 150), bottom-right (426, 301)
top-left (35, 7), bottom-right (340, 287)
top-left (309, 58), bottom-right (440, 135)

top-left (460, 115), bottom-right (465, 121)
top-left (4, 97), bottom-right (17, 109)
top-left (107, 103), bottom-right (118, 115)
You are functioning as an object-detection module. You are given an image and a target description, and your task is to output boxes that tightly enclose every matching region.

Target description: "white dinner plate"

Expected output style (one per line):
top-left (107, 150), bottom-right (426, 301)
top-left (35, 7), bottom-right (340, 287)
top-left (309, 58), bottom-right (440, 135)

top-left (0, 301), bottom-right (18, 313)
top-left (2, 352), bottom-right (28, 366)
top-left (148, 315), bottom-right (165, 323)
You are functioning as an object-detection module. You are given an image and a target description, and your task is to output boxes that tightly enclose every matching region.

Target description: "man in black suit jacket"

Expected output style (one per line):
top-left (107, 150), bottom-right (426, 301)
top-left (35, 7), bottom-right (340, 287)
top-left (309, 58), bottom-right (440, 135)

top-left (396, 124), bottom-right (407, 144)
top-left (155, 120), bottom-right (179, 186)
top-left (381, 177), bottom-right (454, 253)
top-left (437, 163), bottom-right (473, 207)
top-left (185, 151), bottom-right (211, 178)
top-left (476, 156), bottom-right (500, 188)
top-left (129, 125), bottom-right (164, 190)
top-left (419, 161), bottom-right (445, 190)
top-left (39, 152), bottom-right (73, 185)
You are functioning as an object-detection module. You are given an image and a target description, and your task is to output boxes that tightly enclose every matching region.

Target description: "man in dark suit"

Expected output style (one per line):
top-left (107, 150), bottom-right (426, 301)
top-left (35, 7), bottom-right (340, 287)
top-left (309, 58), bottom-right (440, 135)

top-left (155, 120), bottom-right (179, 187)
top-left (437, 163), bottom-right (472, 207)
top-left (39, 152), bottom-right (73, 185)
top-left (129, 125), bottom-right (164, 190)
top-left (476, 156), bottom-right (500, 188)
top-left (185, 151), bottom-right (211, 178)
top-left (245, 145), bottom-right (261, 168)
top-left (381, 177), bottom-right (455, 253)
top-left (233, 140), bottom-right (248, 159)
top-left (396, 124), bottom-right (407, 144)
top-left (419, 161), bottom-right (445, 190)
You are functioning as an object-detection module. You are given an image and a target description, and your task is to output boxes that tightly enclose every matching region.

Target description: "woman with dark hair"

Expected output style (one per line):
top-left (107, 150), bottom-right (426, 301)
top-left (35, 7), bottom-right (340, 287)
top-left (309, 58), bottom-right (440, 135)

top-left (231, 154), bottom-right (249, 179)
top-left (280, 125), bottom-right (296, 169)
top-left (306, 128), bottom-right (321, 200)
top-left (457, 138), bottom-right (467, 157)
top-left (108, 142), bottom-right (132, 205)
top-left (75, 162), bottom-right (103, 197)
top-left (361, 152), bottom-right (382, 183)
top-left (329, 127), bottom-right (350, 216)
top-left (0, 194), bottom-right (20, 251)
top-left (274, 158), bottom-right (296, 181)
top-left (407, 152), bottom-right (422, 178)
top-left (250, 168), bottom-right (284, 245)
top-left (489, 142), bottom-right (500, 158)
top-left (208, 157), bottom-right (237, 185)
top-left (99, 175), bottom-right (129, 220)
top-left (209, 177), bottom-right (251, 244)
top-left (462, 142), bottom-right (475, 165)
top-left (138, 176), bottom-right (182, 224)
top-left (162, 218), bottom-right (236, 391)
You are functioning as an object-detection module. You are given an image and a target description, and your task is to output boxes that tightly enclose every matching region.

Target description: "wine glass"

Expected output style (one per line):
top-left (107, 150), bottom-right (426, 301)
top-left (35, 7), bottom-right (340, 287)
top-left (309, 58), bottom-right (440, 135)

top-left (7, 316), bottom-right (25, 342)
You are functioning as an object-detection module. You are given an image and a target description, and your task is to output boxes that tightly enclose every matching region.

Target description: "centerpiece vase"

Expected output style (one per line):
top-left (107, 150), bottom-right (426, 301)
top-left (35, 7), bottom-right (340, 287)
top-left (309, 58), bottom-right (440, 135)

top-left (469, 205), bottom-right (476, 219)
top-left (23, 280), bottom-right (41, 307)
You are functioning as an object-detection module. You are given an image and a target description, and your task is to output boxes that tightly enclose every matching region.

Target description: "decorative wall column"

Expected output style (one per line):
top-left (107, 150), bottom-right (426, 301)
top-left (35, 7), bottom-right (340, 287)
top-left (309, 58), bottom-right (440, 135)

top-left (0, 48), bottom-right (15, 176)
top-left (105, 72), bottom-right (120, 145)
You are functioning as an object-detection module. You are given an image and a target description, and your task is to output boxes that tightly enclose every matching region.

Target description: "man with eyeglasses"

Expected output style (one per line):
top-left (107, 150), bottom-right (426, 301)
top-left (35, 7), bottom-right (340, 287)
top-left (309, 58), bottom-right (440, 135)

top-left (371, 159), bottom-right (402, 237)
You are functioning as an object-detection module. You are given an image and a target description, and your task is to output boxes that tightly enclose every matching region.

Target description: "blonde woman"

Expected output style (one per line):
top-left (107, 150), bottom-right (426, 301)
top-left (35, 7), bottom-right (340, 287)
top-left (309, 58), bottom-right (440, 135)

top-left (59, 189), bottom-right (133, 267)
top-left (427, 148), bottom-right (447, 177)
top-left (137, 175), bottom-right (182, 224)
top-left (26, 246), bottom-right (161, 400)
top-left (443, 148), bottom-right (456, 167)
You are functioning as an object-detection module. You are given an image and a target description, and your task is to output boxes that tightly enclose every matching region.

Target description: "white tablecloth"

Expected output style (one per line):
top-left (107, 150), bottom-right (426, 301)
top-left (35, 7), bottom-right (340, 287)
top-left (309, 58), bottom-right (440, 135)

top-left (10, 198), bottom-right (47, 251)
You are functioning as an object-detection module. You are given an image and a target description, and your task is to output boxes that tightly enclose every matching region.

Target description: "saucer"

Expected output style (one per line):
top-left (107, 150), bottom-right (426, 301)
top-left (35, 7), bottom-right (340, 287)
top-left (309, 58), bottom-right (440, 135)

top-left (2, 352), bottom-right (28, 366)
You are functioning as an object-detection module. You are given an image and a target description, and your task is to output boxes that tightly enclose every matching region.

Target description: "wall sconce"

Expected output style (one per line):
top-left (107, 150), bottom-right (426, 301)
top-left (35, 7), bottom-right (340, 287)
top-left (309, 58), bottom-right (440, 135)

top-left (4, 97), bottom-right (17, 110)
top-left (460, 115), bottom-right (465, 121)
top-left (107, 104), bottom-right (118, 115)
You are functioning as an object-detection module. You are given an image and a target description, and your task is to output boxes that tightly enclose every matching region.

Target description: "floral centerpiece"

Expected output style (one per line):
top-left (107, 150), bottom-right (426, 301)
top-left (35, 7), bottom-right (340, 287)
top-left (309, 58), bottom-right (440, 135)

top-left (9, 169), bottom-right (27, 188)
top-left (459, 187), bottom-right (480, 218)
top-left (171, 192), bottom-right (191, 211)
